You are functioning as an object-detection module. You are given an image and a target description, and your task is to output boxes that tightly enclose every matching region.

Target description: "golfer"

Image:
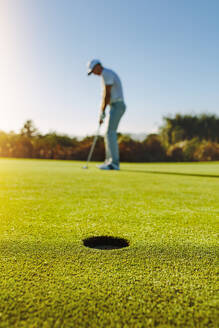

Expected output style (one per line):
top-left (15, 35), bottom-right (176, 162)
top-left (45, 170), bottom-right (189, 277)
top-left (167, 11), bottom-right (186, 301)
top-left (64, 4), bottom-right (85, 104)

top-left (87, 59), bottom-right (126, 170)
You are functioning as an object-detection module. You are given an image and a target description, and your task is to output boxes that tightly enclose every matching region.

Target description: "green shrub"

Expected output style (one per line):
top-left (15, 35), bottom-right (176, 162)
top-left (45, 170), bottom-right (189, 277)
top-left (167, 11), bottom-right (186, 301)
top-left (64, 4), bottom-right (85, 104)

top-left (182, 138), bottom-right (200, 161)
top-left (143, 134), bottom-right (166, 162)
top-left (194, 141), bottom-right (219, 161)
top-left (167, 142), bottom-right (185, 161)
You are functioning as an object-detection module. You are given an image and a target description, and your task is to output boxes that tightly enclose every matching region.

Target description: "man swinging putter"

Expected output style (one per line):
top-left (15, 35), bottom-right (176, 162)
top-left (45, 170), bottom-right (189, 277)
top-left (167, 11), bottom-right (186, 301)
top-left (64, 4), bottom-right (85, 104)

top-left (87, 59), bottom-right (126, 170)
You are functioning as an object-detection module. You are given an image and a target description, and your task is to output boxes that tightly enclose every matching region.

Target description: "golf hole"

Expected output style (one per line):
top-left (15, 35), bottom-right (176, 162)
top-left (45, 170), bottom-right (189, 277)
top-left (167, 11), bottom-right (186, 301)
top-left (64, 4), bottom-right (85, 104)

top-left (83, 236), bottom-right (129, 250)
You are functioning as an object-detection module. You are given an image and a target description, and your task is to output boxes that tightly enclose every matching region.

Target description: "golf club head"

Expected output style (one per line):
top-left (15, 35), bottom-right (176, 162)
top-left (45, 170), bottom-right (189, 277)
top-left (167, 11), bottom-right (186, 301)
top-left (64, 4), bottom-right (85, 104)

top-left (82, 165), bottom-right (88, 169)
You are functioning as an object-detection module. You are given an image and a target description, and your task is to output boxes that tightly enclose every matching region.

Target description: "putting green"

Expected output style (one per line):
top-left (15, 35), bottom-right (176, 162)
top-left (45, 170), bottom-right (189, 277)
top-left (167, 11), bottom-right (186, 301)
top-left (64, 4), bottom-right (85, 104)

top-left (0, 159), bottom-right (218, 327)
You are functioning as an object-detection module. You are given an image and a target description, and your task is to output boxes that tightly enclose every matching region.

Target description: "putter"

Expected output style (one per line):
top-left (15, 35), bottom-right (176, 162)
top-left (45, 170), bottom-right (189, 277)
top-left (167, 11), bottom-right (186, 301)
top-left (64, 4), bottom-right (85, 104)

top-left (83, 123), bottom-right (101, 169)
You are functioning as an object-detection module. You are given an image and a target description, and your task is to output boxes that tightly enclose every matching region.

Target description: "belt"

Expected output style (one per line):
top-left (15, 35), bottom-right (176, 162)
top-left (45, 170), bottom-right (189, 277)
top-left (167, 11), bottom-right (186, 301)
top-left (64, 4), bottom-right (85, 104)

top-left (110, 98), bottom-right (124, 105)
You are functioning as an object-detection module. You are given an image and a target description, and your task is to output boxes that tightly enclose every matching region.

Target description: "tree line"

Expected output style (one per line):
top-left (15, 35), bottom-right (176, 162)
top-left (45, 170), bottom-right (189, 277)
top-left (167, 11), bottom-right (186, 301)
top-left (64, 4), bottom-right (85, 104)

top-left (0, 114), bottom-right (219, 162)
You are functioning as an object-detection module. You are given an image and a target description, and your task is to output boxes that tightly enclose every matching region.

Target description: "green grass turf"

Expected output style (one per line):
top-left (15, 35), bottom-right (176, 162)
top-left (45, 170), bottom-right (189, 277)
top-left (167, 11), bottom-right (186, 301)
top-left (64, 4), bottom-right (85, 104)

top-left (0, 159), bottom-right (218, 327)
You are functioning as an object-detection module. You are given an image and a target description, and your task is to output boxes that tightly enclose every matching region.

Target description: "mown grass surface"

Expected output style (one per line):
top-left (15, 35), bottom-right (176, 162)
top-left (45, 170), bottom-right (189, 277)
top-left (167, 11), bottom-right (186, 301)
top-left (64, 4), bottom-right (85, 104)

top-left (0, 159), bottom-right (218, 327)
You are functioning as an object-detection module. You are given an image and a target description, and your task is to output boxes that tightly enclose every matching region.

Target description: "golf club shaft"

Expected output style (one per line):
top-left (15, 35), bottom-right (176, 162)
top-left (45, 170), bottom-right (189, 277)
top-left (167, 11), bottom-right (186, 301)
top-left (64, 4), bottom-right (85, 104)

top-left (85, 124), bottom-right (101, 166)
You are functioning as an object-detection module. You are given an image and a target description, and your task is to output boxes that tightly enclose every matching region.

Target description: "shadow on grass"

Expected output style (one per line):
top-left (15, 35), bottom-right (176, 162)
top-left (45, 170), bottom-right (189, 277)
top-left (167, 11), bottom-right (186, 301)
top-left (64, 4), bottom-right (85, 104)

top-left (122, 169), bottom-right (219, 179)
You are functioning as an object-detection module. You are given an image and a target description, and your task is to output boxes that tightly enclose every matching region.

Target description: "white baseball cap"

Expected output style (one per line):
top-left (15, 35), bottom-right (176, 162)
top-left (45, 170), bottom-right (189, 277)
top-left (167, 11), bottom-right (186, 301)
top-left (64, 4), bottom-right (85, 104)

top-left (87, 59), bottom-right (101, 75)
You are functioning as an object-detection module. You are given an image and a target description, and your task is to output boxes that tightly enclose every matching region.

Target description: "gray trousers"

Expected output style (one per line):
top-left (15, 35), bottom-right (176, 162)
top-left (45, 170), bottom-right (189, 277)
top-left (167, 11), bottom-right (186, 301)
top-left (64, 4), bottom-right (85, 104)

top-left (105, 101), bottom-right (126, 167)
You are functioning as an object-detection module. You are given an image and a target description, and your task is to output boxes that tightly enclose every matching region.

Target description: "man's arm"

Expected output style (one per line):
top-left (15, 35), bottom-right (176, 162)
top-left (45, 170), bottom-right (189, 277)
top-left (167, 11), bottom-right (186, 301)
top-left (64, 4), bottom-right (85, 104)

top-left (100, 85), bottom-right (112, 124)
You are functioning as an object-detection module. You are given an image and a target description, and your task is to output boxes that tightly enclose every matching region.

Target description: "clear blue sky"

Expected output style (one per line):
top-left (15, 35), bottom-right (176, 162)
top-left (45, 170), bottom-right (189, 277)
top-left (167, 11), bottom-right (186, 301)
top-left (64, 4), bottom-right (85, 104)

top-left (1, 0), bottom-right (219, 136)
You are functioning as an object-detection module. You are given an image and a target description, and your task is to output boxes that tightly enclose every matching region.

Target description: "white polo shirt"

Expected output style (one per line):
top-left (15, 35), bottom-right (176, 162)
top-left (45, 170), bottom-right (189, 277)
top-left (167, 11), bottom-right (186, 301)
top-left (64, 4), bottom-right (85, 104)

top-left (101, 68), bottom-right (124, 104)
